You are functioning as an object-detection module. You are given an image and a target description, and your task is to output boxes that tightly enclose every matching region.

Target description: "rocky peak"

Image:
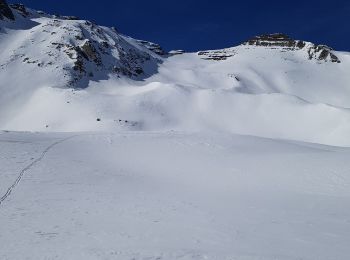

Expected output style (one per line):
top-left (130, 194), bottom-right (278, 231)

top-left (243, 33), bottom-right (340, 63)
top-left (0, 4), bottom-right (161, 88)
top-left (136, 40), bottom-right (167, 56)
top-left (0, 0), bottom-right (14, 20)
top-left (243, 33), bottom-right (306, 48)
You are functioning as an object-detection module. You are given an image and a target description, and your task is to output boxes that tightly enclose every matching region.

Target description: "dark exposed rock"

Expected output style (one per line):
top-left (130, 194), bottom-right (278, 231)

top-left (137, 40), bottom-right (166, 56)
top-left (50, 13), bottom-right (80, 20)
top-left (243, 33), bottom-right (341, 63)
top-left (198, 49), bottom-right (236, 61)
top-left (9, 3), bottom-right (29, 17)
top-left (243, 33), bottom-right (306, 49)
top-left (1, 4), bottom-right (160, 88)
top-left (134, 66), bottom-right (144, 75)
top-left (80, 40), bottom-right (101, 64)
top-left (73, 58), bottom-right (85, 73)
top-left (65, 35), bottom-right (154, 85)
top-left (198, 33), bottom-right (341, 63)
top-left (61, 16), bottom-right (80, 20)
top-left (307, 44), bottom-right (340, 63)
top-left (0, 0), bottom-right (14, 20)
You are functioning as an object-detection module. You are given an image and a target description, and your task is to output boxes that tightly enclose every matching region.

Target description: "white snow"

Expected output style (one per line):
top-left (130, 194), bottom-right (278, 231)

top-left (1, 131), bottom-right (350, 260)
top-left (1, 19), bottom-right (350, 145)
top-left (1, 6), bottom-right (350, 260)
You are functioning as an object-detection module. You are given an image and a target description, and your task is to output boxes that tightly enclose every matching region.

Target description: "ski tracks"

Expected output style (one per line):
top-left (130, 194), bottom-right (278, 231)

top-left (0, 135), bottom-right (78, 206)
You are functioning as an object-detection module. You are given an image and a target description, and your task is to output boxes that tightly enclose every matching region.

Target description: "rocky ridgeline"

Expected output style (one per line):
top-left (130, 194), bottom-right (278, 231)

top-left (0, 0), bottom-right (14, 20)
top-left (137, 40), bottom-right (185, 57)
top-left (244, 33), bottom-right (306, 48)
top-left (243, 33), bottom-right (340, 63)
top-left (199, 33), bottom-right (340, 63)
top-left (0, 3), bottom-right (163, 88)
top-left (51, 20), bottom-right (157, 86)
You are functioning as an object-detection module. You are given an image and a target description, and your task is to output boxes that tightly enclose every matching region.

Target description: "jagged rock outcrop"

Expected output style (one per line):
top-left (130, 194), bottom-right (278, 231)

top-left (79, 40), bottom-right (101, 64)
top-left (57, 22), bottom-right (159, 86)
top-left (0, 4), bottom-right (162, 88)
top-left (0, 0), bottom-right (14, 20)
top-left (243, 33), bottom-right (340, 63)
top-left (198, 49), bottom-right (235, 61)
top-left (197, 33), bottom-right (341, 63)
top-left (243, 33), bottom-right (306, 48)
top-left (307, 44), bottom-right (340, 63)
top-left (137, 40), bottom-right (167, 56)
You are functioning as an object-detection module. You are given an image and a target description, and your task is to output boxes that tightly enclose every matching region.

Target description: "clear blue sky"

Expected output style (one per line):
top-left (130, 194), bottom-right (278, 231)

top-left (10, 0), bottom-right (350, 51)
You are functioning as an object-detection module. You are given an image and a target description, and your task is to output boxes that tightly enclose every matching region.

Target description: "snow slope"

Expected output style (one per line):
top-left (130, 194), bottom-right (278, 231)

top-left (0, 4), bottom-right (161, 128)
top-left (1, 131), bottom-right (350, 260)
top-left (1, 5), bottom-right (350, 146)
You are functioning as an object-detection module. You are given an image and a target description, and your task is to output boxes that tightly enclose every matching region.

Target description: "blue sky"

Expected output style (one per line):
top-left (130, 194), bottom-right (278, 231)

top-left (10, 0), bottom-right (350, 51)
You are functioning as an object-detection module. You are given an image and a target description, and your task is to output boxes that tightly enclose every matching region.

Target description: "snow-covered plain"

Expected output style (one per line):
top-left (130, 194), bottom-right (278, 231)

top-left (1, 131), bottom-right (350, 260)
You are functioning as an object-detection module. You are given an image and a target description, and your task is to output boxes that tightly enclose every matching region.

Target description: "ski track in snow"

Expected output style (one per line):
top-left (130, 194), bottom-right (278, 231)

top-left (0, 131), bottom-right (350, 259)
top-left (0, 135), bottom-right (77, 206)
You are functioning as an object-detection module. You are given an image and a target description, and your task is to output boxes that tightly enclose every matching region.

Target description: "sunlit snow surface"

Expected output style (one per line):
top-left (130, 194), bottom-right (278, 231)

top-left (1, 11), bottom-right (350, 146)
top-left (1, 8), bottom-right (350, 260)
top-left (1, 131), bottom-right (350, 260)
top-left (1, 47), bottom-right (350, 145)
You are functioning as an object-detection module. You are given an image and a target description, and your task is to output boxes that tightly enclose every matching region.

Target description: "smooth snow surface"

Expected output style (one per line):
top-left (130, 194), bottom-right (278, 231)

top-left (1, 131), bottom-right (350, 260)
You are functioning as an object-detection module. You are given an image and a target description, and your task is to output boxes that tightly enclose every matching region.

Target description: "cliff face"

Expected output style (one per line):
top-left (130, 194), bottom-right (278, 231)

top-left (198, 33), bottom-right (341, 63)
top-left (0, 0), bottom-right (14, 20)
top-left (243, 33), bottom-right (340, 63)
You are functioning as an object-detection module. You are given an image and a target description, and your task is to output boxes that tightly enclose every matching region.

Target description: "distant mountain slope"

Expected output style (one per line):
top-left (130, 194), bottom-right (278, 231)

top-left (0, 3), bottom-right (162, 88)
top-left (1, 2), bottom-right (350, 146)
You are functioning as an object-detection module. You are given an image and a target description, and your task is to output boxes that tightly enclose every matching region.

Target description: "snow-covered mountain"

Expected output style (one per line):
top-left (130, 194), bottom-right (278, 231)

top-left (0, 2), bottom-right (163, 89)
top-left (1, 1), bottom-right (350, 146)
top-left (2, 2), bottom-right (350, 260)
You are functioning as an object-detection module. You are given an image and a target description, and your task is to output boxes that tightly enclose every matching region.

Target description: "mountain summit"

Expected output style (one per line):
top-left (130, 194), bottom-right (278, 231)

top-left (243, 33), bottom-right (340, 63)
